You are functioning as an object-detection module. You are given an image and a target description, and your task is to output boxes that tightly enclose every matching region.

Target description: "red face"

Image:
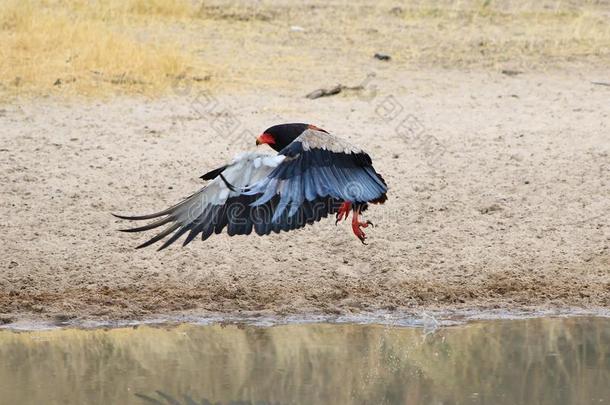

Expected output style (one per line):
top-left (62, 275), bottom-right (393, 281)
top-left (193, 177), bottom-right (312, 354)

top-left (255, 132), bottom-right (276, 146)
top-left (255, 123), bottom-right (310, 152)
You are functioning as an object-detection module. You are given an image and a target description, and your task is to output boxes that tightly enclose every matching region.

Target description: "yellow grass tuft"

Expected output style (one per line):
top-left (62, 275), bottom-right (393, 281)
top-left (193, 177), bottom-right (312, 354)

top-left (1, 0), bottom-right (609, 100)
top-left (0, 0), bottom-right (204, 101)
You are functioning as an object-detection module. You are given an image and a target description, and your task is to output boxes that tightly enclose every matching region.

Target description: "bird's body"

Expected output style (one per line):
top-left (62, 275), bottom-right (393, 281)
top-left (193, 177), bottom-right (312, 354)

top-left (115, 123), bottom-right (387, 249)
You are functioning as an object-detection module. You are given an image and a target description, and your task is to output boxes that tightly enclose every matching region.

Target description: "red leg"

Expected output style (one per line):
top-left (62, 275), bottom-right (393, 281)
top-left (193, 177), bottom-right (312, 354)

top-left (335, 201), bottom-right (352, 225)
top-left (351, 206), bottom-right (374, 244)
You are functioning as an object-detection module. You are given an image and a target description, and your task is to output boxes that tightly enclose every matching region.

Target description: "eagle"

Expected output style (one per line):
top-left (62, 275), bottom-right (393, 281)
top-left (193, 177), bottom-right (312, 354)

top-left (114, 123), bottom-right (388, 249)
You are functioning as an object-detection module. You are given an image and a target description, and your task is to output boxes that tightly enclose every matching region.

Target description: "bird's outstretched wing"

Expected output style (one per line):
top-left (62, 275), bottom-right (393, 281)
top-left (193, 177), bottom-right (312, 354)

top-left (115, 129), bottom-right (387, 249)
top-left (114, 151), bottom-right (343, 250)
top-left (245, 128), bottom-right (388, 222)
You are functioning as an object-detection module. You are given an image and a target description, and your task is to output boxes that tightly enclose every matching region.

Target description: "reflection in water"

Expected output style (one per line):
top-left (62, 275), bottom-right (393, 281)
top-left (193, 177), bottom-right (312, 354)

top-left (0, 318), bottom-right (608, 405)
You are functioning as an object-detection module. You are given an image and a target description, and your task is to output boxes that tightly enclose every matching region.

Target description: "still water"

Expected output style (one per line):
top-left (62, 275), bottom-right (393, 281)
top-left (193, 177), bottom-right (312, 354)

top-left (0, 317), bottom-right (608, 405)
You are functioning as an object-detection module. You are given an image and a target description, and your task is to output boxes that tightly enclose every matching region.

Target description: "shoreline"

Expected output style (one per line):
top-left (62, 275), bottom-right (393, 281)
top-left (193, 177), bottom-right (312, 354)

top-left (2, 306), bottom-right (609, 332)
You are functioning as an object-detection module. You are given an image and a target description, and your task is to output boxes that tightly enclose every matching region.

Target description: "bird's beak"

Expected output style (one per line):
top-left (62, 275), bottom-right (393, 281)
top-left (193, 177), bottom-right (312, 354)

top-left (256, 133), bottom-right (275, 147)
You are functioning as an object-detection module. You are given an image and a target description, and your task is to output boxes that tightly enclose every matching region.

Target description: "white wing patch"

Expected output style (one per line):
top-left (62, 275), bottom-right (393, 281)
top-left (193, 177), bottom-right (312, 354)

top-left (297, 129), bottom-right (362, 154)
top-left (173, 152), bottom-right (285, 225)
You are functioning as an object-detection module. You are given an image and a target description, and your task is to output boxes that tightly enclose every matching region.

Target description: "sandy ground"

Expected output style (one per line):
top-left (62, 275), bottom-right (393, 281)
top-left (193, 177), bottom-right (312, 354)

top-left (0, 67), bottom-right (609, 324)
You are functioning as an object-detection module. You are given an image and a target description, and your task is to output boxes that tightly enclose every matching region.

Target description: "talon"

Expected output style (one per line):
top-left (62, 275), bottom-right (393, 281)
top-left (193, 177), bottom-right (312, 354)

top-left (367, 220), bottom-right (374, 228)
top-left (335, 212), bottom-right (342, 225)
top-left (356, 230), bottom-right (368, 245)
top-left (353, 225), bottom-right (367, 244)
top-left (350, 206), bottom-right (372, 244)
top-left (336, 201), bottom-right (352, 225)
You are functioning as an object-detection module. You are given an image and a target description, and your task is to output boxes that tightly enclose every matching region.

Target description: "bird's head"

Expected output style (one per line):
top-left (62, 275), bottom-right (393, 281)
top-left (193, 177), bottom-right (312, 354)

top-left (256, 123), bottom-right (327, 152)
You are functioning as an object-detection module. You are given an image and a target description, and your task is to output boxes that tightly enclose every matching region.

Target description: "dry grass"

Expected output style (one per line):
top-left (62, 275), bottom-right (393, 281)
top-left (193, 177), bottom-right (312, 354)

top-left (0, 0), bottom-right (206, 101)
top-left (194, 0), bottom-right (610, 90)
top-left (1, 0), bottom-right (609, 101)
top-left (390, 0), bottom-right (610, 68)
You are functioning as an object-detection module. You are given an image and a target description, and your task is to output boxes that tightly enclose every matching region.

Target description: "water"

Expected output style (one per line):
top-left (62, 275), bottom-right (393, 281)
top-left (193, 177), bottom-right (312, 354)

top-left (0, 317), bottom-right (608, 405)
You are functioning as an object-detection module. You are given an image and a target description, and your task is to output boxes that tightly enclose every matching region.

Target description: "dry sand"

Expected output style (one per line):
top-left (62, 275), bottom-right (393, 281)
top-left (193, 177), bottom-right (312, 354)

top-left (1, 66), bottom-right (608, 325)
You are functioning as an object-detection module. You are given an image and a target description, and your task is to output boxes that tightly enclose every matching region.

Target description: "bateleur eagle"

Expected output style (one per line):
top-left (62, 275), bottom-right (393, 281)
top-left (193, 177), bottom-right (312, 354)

top-left (114, 123), bottom-right (388, 249)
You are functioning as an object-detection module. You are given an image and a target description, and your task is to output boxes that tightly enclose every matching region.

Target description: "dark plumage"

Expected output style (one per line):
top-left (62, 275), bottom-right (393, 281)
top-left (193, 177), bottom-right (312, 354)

top-left (114, 123), bottom-right (388, 249)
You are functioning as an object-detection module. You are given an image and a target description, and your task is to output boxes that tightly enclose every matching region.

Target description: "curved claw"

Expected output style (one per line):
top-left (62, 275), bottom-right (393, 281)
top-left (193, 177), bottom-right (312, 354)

top-left (336, 202), bottom-right (352, 225)
top-left (354, 229), bottom-right (367, 244)
top-left (350, 206), bottom-right (373, 244)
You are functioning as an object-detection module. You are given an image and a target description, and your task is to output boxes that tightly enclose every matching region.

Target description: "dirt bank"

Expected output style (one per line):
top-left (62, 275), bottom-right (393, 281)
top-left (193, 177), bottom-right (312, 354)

top-left (0, 68), bottom-right (609, 324)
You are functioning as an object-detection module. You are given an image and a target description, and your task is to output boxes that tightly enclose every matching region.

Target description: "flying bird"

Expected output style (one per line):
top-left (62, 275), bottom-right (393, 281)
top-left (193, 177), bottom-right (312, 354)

top-left (114, 123), bottom-right (387, 249)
